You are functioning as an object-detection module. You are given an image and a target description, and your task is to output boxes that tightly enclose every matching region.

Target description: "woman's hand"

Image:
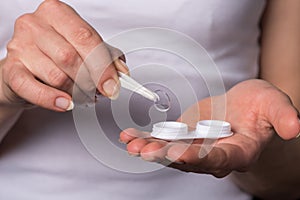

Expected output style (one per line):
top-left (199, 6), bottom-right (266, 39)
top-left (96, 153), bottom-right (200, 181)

top-left (0, 0), bottom-right (127, 112)
top-left (119, 79), bottom-right (300, 177)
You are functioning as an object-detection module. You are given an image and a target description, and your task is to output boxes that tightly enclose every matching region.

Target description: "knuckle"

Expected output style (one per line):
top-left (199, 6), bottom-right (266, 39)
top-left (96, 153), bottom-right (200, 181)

top-left (48, 69), bottom-right (70, 89)
top-left (7, 69), bottom-right (27, 94)
top-left (34, 87), bottom-right (47, 107)
top-left (1, 60), bottom-right (12, 79)
top-left (73, 27), bottom-right (100, 47)
top-left (2, 65), bottom-right (11, 86)
top-left (56, 47), bottom-right (78, 67)
top-left (39, 0), bottom-right (63, 12)
top-left (15, 14), bottom-right (34, 31)
top-left (37, 0), bottom-right (74, 18)
top-left (6, 39), bottom-right (23, 53)
top-left (6, 39), bottom-right (21, 52)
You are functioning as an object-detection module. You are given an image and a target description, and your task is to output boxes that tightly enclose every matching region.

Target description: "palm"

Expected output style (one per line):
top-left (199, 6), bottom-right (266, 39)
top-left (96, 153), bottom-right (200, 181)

top-left (119, 80), bottom-right (300, 177)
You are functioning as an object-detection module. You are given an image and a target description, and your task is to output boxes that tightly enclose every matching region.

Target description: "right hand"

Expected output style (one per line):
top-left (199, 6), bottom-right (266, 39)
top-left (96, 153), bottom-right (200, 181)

top-left (0, 0), bottom-right (128, 112)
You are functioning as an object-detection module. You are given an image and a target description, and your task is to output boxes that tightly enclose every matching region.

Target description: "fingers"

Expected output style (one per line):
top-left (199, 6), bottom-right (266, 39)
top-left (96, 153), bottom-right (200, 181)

top-left (28, 24), bottom-right (98, 100)
top-left (165, 138), bottom-right (252, 177)
top-left (124, 137), bottom-right (234, 177)
top-left (120, 128), bottom-right (254, 177)
top-left (2, 61), bottom-right (73, 111)
top-left (227, 80), bottom-right (300, 140)
top-left (5, 14), bottom-right (76, 110)
top-left (119, 128), bottom-right (151, 143)
top-left (106, 43), bottom-right (129, 74)
top-left (120, 128), bottom-right (169, 161)
top-left (140, 141), bottom-right (168, 162)
top-left (105, 43), bottom-right (126, 63)
top-left (29, 21), bottom-right (83, 80)
top-left (165, 144), bottom-right (225, 176)
top-left (2, 0), bottom-right (126, 110)
top-left (34, 0), bottom-right (120, 98)
top-left (17, 44), bottom-right (73, 93)
top-left (114, 59), bottom-right (130, 75)
top-left (127, 138), bottom-right (169, 161)
top-left (167, 142), bottom-right (237, 166)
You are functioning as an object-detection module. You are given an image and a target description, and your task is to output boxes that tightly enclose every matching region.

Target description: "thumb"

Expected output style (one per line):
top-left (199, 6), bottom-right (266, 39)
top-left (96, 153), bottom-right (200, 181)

top-left (267, 96), bottom-right (300, 140)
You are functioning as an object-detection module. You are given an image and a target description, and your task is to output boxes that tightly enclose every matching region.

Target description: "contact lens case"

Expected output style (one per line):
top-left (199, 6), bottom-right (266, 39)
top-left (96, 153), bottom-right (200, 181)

top-left (151, 120), bottom-right (233, 140)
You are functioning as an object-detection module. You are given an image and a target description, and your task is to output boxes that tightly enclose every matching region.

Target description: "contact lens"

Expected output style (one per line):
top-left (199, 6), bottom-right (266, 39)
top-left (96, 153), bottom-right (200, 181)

top-left (153, 90), bottom-right (171, 112)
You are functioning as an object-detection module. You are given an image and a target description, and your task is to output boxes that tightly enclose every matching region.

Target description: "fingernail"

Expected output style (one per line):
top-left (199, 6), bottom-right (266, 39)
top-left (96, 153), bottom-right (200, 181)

top-left (119, 60), bottom-right (130, 74)
top-left (165, 156), bottom-right (185, 165)
top-left (102, 78), bottom-right (120, 100)
top-left (296, 120), bottom-right (300, 138)
top-left (55, 97), bottom-right (74, 111)
top-left (118, 139), bottom-right (128, 144)
top-left (115, 59), bottom-right (130, 74)
top-left (128, 152), bottom-right (140, 157)
top-left (142, 156), bottom-right (157, 162)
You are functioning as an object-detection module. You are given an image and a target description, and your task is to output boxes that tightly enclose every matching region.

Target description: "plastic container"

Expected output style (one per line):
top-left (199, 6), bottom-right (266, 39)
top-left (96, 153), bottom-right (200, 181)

top-left (151, 120), bottom-right (233, 140)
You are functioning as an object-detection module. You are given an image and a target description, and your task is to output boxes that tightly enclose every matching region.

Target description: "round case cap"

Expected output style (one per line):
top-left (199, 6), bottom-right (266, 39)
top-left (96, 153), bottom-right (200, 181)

top-left (152, 121), bottom-right (188, 137)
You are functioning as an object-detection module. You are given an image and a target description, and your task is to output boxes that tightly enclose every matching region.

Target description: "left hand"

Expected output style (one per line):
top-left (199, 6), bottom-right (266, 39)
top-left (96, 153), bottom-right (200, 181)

top-left (119, 79), bottom-right (300, 177)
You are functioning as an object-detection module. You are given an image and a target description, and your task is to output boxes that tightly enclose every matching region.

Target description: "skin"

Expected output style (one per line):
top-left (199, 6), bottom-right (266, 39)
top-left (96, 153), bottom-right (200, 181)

top-left (120, 80), bottom-right (300, 176)
top-left (232, 0), bottom-right (300, 199)
top-left (120, 0), bottom-right (300, 199)
top-left (0, 0), bottom-right (299, 199)
top-left (0, 0), bottom-right (128, 111)
top-left (0, 0), bottom-right (128, 138)
top-left (120, 82), bottom-right (300, 199)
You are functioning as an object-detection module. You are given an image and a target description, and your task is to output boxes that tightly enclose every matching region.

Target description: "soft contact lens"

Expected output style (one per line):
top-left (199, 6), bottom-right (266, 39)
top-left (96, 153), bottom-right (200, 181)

top-left (154, 90), bottom-right (171, 112)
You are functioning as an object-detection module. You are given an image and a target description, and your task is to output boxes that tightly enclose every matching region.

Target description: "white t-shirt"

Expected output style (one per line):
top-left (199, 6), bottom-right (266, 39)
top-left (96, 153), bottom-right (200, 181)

top-left (0, 0), bottom-right (266, 199)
